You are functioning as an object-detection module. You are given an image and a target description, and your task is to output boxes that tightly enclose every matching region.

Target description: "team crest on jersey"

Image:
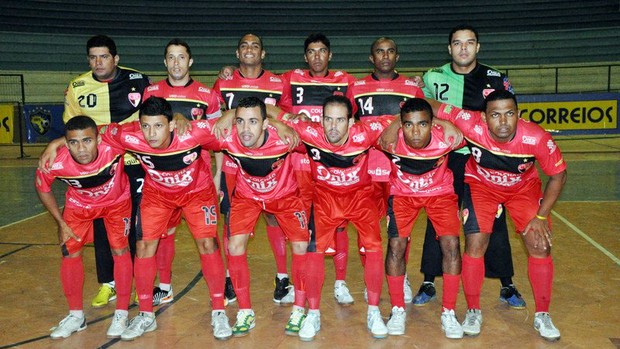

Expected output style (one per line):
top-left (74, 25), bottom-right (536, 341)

top-left (333, 90), bottom-right (344, 96)
top-left (191, 108), bottom-right (204, 119)
top-left (486, 70), bottom-right (501, 77)
top-left (482, 88), bottom-right (495, 98)
top-left (124, 135), bottom-right (140, 145)
top-left (183, 152), bottom-right (198, 165)
top-left (444, 105), bottom-right (453, 114)
top-left (28, 107), bottom-right (51, 135)
top-left (473, 125), bottom-right (484, 135)
top-left (352, 134), bottom-right (366, 143)
top-left (518, 161), bottom-right (533, 173)
top-left (271, 158), bottom-right (284, 170)
top-left (461, 208), bottom-right (469, 224)
top-left (547, 140), bottom-right (557, 154)
top-left (265, 97), bottom-right (277, 105)
top-left (128, 92), bottom-right (142, 107)
top-left (522, 135), bottom-right (536, 145)
top-left (495, 204), bottom-right (503, 218)
top-left (109, 162), bottom-right (119, 176)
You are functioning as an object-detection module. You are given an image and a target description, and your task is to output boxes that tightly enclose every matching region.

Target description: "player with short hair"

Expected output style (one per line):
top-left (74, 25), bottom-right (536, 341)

top-left (430, 90), bottom-right (567, 341)
top-left (218, 97), bottom-right (309, 337)
top-left (36, 115), bottom-right (134, 339)
top-left (414, 24), bottom-right (525, 309)
top-left (62, 34), bottom-right (151, 309)
top-left (142, 38), bottom-right (223, 307)
top-left (377, 98), bottom-right (463, 339)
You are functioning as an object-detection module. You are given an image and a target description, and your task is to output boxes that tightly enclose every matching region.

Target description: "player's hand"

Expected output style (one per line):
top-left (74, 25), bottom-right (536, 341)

top-left (379, 119), bottom-right (400, 152)
top-left (412, 75), bottom-right (425, 88)
top-left (434, 119), bottom-right (463, 148)
top-left (58, 220), bottom-right (81, 245)
top-left (38, 140), bottom-right (62, 173)
top-left (271, 119), bottom-right (300, 150)
top-left (213, 110), bottom-right (235, 139)
top-left (173, 113), bottom-right (192, 135)
top-left (218, 66), bottom-right (236, 80)
top-left (523, 216), bottom-right (552, 250)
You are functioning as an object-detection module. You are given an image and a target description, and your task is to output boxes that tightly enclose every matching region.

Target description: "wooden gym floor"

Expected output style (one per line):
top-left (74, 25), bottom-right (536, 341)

top-left (0, 135), bottom-right (618, 349)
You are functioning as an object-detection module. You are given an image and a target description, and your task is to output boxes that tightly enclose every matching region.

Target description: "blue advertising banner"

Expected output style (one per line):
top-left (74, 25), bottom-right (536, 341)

top-left (23, 104), bottom-right (65, 143)
top-left (517, 93), bottom-right (620, 135)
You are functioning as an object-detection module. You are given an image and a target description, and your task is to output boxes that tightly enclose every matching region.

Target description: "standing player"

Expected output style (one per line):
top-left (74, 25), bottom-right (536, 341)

top-left (285, 95), bottom-right (390, 341)
top-left (279, 33), bottom-right (358, 305)
top-left (36, 116), bottom-right (133, 339)
top-left (429, 90), bottom-right (566, 341)
top-left (142, 38), bottom-right (222, 307)
top-left (219, 97), bottom-right (309, 337)
top-left (99, 97), bottom-right (231, 341)
top-left (414, 24), bottom-right (525, 308)
top-left (63, 35), bottom-right (150, 308)
top-left (377, 99), bottom-right (463, 339)
top-left (351, 37), bottom-right (425, 302)
top-left (213, 34), bottom-right (294, 305)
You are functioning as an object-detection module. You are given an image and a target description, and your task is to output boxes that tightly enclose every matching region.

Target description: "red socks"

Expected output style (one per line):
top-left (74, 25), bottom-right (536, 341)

top-left (364, 251), bottom-right (384, 306)
top-left (134, 256), bottom-right (157, 312)
top-left (528, 256), bottom-right (554, 312)
top-left (442, 273), bottom-right (461, 311)
top-left (461, 253), bottom-right (484, 309)
top-left (200, 252), bottom-right (226, 310)
top-left (112, 253), bottom-right (133, 310)
top-left (291, 253), bottom-right (307, 308)
top-left (156, 234), bottom-right (175, 285)
top-left (387, 275), bottom-right (405, 308)
top-left (266, 225), bottom-right (288, 275)
top-left (334, 226), bottom-right (348, 280)
top-left (305, 252), bottom-right (325, 310)
top-left (227, 253), bottom-right (251, 309)
top-left (60, 256), bottom-right (84, 310)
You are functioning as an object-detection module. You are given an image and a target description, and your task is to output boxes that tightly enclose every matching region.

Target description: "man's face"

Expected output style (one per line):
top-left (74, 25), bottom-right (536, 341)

top-left (401, 110), bottom-right (432, 149)
top-left (88, 46), bottom-right (119, 81)
top-left (235, 106), bottom-right (267, 148)
top-left (482, 98), bottom-right (519, 143)
top-left (236, 34), bottom-right (265, 67)
top-left (140, 114), bottom-right (175, 149)
top-left (305, 42), bottom-right (332, 76)
top-left (66, 128), bottom-right (99, 165)
top-left (322, 103), bottom-right (352, 145)
top-left (164, 45), bottom-right (193, 82)
top-left (448, 30), bottom-right (480, 70)
top-left (369, 40), bottom-right (399, 75)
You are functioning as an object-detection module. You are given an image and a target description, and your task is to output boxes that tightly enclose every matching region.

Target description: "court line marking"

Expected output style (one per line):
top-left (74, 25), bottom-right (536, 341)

top-left (0, 211), bottom-right (49, 230)
top-left (552, 210), bottom-right (620, 266)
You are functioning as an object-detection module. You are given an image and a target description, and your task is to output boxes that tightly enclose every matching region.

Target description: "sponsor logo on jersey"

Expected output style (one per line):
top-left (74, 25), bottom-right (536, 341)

top-left (333, 91), bottom-right (344, 96)
top-left (269, 76), bottom-right (282, 82)
top-left (124, 135), bottom-right (140, 145)
top-left (72, 80), bottom-right (85, 88)
top-left (51, 162), bottom-right (64, 170)
top-left (198, 86), bottom-right (210, 93)
top-left (354, 80), bottom-right (366, 86)
top-left (547, 139), bottom-right (557, 154)
top-left (438, 141), bottom-right (449, 149)
top-left (352, 133), bottom-right (366, 143)
top-left (305, 126), bottom-right (318, 137)
top-left (482, 88), bottom-right (495, 98)
top-left (196, 121), bottom-right (210, 129)
top-left (486, 70), bottom-right (501, 77)
top-left (316, 165), bottom-right (360, 186)
top-left (521, 135), bottom-right (536, 145)
top-left (475, 166), bottom-right (522, 187)
top-left (128, 92), bottom-right (141, 107)
top-left (146, 85), bottom-right (159, 92)
top-left (183, 152), bottom-right (198, 165)
top-left (294, 69), bottom-right (305, 75)
top-left (517, 162), bottom-right (534, 173)
top-left (191, 108), bottom-right (204, 119)
top-left (147, 168), bottom-right (194, 187)
top-left (456, 111), bottom-right (472, 121)
top-left (29, 107), bottom-right (51, 135)
top-left (369, 122), bottom-right (383, 131)
top-left (405, 79), bottom-right (417, 86)
top-left (110, 126), bottom-right (118, 136)
top-left (177, 133), bottom-right (191, 142)
top-left (264, 97), bottom-right (277, 105)
top-left (129, 73), bottom-right (143, 80)
top-left (473, 125), bottom-right (484, 135)
top-left (334, 71), bottom-right (345, 77)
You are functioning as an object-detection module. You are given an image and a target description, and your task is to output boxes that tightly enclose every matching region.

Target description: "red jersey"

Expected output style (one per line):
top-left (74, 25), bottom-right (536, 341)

top-left (213, 69), bottom-right (283, 110)
top-left (35, 142), bottom-right (129, 209)
top-left (288, 117), bottom-right (391, 192)
top-left (279, 69), bottom-right (356, 122)
top-left (437, 103), bottom-right (567, 191)
top-left (352, 73), bottom-right (424, 118)
top-left (219, 126), bottom-right (301, 201)
top-left (102, 119), bottom-right (220, 194)
top-left (143, 79), bottom-right (221, 120)
top-left (378, 126), bottom-right (457, 197)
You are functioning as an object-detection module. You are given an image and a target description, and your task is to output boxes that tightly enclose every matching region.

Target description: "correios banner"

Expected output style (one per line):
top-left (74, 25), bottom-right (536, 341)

top-left (518, 93), bottom-right (619, 135)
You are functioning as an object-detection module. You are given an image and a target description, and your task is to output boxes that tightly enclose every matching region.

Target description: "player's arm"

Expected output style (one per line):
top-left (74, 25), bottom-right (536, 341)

top-left (38, 137), bottom-right (67, 172)
top-left (35, 175), bottom-right (81, 244)
top-left (267, 118), bottom-right (300, 150)
top-left (218, 65), bottom-right (237, 80)
top-left (522, 170), bottom-right (567, 250)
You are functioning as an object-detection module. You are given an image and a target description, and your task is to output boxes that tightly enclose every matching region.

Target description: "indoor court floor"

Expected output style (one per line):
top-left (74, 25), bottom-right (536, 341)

top-left (0, 135), bottom-right (618, 349)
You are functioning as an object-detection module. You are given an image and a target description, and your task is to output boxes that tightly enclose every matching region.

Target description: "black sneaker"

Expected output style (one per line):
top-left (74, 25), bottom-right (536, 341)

top-left (224, 277), bottom-right (237, 305)
top-left (273, 277), bottom-right (291, 303)
top-left (152, 286), bottom-right (173, 306)
top-left (499, 284), bottom-right (526, 309)
top-left (412, 282), bottom-right (436, 306)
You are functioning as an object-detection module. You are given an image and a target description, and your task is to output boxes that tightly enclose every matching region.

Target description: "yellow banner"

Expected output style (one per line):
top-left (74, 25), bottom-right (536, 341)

top-left (520, 100), bottom-right (617, 130)
top-left (0, 104), bottom-right (14, 144)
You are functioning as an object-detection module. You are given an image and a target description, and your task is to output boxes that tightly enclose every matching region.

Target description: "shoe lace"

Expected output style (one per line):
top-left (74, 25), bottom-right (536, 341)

top-left (465, 311), bottom-right (479, 326)
top-left (289, 310), bottom-right (305, 325)
top-left (538, 313), bottom-right (554, 329)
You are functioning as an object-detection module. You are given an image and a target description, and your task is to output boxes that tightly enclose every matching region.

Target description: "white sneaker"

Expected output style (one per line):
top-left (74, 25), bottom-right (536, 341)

top-left (403, 275), bottom-right (413, 303)
top-left (211, 310), bottom-right (232, 340)
top-left (279, 285), bottom-right (295, 305)
top-left (441, 308), bottom-right (464, 339)
top-left (285, 307), bottom-right (306, 336)
top-left (50, 314), bottom-right (87, 339)
top-left (299, 312), bottom-right (321, 341)
top-left (367, 308), bottom-right (388, 339)
top-left (121, 312), bottom-right (157, 341)
top-left (386, 306), bottom-right (406, 336)
top-left (462, 309), bottom-right (482, 336)
top-left (106, 312), bottom-right (128, 338)
top-left (334, 281), bottom-right (354, 305)
top-left (534, 312), bottom-right (561, 341)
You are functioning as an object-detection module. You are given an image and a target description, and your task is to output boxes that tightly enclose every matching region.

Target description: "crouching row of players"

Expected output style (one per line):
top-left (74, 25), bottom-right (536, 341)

top-left (37, 91), bottom-right (565, 342)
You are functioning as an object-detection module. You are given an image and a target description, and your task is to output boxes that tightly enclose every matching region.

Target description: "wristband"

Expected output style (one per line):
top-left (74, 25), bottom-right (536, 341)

top-left (535, 215), bottom-right (547, 220)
